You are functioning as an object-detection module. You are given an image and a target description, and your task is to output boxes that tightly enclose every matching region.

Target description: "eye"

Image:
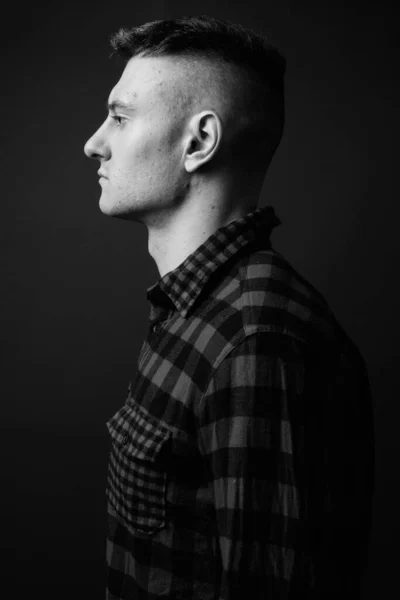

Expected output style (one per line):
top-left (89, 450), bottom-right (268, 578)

top-left (111, 115), bottom-right (124, 126)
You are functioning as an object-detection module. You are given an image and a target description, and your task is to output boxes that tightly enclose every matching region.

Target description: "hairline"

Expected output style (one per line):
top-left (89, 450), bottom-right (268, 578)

top-left (119, 51), bottom-right (268, 117)
top-left (122, 49), bottom-right (271, 92)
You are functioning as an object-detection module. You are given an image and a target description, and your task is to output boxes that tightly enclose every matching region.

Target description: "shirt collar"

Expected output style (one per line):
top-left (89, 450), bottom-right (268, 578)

top-left (146, 205), bottom-right (281, 321)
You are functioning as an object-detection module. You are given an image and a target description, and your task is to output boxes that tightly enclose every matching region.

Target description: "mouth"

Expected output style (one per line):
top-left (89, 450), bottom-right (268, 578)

top-left (97, 170), bottom-right (108, 179)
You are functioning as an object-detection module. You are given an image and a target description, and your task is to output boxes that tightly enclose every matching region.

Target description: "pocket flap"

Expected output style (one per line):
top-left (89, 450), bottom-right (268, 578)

top-left (106, 401), bottom-right (171, 462)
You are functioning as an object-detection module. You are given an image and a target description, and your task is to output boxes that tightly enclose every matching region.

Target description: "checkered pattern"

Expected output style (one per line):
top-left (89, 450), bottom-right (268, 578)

top-left (105, 206), bottom-right (375, 599)
top-left (107, 402), bottom-right (171, 534)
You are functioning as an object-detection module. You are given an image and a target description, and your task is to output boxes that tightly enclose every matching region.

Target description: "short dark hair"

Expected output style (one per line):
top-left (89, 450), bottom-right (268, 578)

top-left (110, 15), bottom-right (286, 167)
top-left (111, 15), bottom-right (285, 83)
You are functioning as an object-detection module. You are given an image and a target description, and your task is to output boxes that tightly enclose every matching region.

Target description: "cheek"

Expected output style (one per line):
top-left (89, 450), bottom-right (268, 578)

top-left (120, 133), bottom-right (165, 173)
top-left (111, 118), bottom-right (182, 186)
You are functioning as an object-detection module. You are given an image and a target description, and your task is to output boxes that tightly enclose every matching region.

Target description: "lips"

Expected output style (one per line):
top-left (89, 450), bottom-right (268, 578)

top-left (97, 171), bottom-right (108, 179)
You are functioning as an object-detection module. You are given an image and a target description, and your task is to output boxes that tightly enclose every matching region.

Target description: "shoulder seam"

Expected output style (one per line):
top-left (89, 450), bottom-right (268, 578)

top-left (198, 327), bottom-right (306, 413)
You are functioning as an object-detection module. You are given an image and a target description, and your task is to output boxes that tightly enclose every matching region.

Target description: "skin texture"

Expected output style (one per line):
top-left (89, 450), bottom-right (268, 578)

top-left (84, 55), bottom-right (267, 277)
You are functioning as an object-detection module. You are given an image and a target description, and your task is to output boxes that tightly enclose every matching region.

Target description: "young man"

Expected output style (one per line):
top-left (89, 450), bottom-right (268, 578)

top-left (84, 15), bottom-right (375, 600)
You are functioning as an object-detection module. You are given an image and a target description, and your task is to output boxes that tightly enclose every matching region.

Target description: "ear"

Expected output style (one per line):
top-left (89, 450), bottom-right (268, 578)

top-left (184, 111), bottom-right (222, 173)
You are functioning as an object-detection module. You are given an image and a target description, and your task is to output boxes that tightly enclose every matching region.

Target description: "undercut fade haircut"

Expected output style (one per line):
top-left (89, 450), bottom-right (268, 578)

top-left (110, 15), bottom-right (286, 168)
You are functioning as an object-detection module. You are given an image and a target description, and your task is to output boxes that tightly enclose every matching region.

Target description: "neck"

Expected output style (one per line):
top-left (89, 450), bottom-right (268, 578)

top-left (147, 177), bottom-right (260, 278)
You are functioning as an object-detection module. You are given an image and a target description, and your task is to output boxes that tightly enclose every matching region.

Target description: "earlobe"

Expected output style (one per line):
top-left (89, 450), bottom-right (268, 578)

top-left (184, 111), bottom-right (222, 173)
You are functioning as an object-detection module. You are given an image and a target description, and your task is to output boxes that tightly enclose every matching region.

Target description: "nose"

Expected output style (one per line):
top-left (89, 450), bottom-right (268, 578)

top-left (84, 123), bottom-right (110, 160)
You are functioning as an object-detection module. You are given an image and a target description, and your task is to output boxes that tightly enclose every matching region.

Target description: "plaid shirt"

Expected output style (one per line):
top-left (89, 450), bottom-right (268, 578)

top-left (105, 206), bottom-right (375, 599)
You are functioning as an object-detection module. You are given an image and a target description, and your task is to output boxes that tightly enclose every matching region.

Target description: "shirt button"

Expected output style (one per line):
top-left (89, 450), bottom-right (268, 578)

top-left (122, 436), bottom-right (129, 445)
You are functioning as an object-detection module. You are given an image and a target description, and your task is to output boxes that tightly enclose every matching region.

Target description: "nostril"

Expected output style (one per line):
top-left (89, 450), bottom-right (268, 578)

top-left (84, 143), bottom-right (98, 160)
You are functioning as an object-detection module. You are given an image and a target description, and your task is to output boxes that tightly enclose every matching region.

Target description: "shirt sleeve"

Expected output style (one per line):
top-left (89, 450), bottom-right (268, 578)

top-left (197, 330), bottom-right (374, 599)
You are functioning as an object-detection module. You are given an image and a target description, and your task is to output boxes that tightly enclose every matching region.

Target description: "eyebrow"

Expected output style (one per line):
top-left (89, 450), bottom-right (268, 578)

top-left (107, 100), bottom-right (135, 112)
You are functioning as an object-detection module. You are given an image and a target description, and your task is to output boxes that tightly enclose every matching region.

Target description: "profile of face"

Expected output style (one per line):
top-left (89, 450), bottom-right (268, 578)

top-left (84, 56), bottom-right (192, 223)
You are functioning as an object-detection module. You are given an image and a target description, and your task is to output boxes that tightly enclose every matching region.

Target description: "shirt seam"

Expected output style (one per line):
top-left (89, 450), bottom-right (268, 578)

top-left (197, 326), bottom-right (307, 418)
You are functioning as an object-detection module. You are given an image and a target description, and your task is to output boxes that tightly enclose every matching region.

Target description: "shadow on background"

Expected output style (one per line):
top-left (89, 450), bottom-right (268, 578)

top-left (4, 0), bottom-right (398, 597)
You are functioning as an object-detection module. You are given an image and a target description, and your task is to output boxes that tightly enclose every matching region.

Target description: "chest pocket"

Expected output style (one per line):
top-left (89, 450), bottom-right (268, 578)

top-left (106, 400), bottom-right (172, 535)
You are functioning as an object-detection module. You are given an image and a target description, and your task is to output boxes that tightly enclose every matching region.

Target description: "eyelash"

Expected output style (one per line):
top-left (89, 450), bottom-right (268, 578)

top-left (111, 115), bottom-right (124, 126)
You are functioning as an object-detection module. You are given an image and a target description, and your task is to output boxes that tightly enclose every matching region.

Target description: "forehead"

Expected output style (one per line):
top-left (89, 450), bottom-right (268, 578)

top-left (109, 56), bottom-right (185, 105)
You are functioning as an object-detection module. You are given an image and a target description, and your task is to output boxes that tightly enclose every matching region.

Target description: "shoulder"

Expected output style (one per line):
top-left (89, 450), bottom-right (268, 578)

top-left (204, 245), bottom-right (366, 379)
top-left (235, 247), bottom-right (336, 341)
top-left (192, 245), bottom-right (365, 392)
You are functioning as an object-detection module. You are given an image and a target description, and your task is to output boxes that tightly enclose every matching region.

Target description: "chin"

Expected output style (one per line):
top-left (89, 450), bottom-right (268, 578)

top-left (99, 194), bottom-right (123, 217)
top-left (99, 197), bottom-right (115, 216)
top-left (99, 196), bottom-right (142, 222)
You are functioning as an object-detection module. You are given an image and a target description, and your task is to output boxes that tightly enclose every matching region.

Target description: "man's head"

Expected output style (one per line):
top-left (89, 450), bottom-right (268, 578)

top-left (84, 15), bottom-right (286, 222)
